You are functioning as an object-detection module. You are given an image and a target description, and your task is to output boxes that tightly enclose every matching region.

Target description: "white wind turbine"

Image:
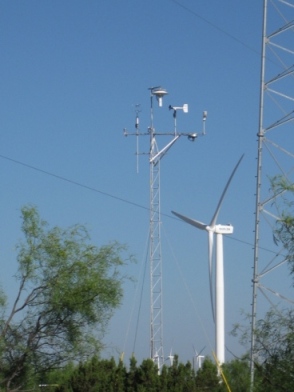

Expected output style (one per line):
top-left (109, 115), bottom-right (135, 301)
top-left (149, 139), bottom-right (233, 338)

top-left (172, 155), bottom-right (244, 365)
top-left (167, 348), bottom-right (174, 366)
top-left (193, 346), bottom-right (205, 371)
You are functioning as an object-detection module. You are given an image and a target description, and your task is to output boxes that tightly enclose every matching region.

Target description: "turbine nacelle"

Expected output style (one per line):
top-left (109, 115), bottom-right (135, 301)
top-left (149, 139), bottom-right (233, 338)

top-left (207, 224), bottom-right (234, 234)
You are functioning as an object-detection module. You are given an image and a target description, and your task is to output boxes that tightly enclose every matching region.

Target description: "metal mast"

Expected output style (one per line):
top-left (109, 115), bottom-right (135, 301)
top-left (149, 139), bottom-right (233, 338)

top-left (149, 87), bottom-right (166, 368)
top-left (124, 87), bottom-right (207, 370)
top-left (251, 1), bottom-right (294, 389)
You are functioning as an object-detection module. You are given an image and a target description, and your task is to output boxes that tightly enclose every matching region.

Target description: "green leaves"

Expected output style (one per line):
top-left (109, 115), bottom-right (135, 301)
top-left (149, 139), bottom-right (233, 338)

top-left (270, 175), bottom-right (294, 269)
top-left (55, 355), bottom-right (253, 392)
top-left (253, 309), bottom-right (294, 391)
top-left (0, 206), bottom-right (129, 390)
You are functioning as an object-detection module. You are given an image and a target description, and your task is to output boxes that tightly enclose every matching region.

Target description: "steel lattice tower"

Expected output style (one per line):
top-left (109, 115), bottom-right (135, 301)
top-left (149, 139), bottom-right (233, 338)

top-left (149, 92), bottom-right (164, 367)
top-left (124, 87), bottom-right (206, 370)
top-left (251, 1), bottom-right (294, 388)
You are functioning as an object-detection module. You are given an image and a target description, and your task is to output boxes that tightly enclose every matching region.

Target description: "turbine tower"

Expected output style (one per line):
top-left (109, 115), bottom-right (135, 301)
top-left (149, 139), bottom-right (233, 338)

top-left (172, 155), bottom-right (243, 365)
top-left (251, 1), bottom-right (294, 389)
top-left (124, 87), bottom-right (207, 370)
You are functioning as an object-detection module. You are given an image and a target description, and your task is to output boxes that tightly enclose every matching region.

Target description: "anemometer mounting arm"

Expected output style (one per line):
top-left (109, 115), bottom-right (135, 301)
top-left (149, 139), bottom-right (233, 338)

top-left (150, 135), bottom-right (181, 165)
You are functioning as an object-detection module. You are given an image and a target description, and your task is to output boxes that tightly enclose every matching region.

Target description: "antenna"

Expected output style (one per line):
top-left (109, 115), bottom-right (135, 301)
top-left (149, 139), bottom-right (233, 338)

top-left (202, 111), bottom-right (207, 135)
top-left (123, 86), bottom-right (207, 371)
top-left (135, 104), bottom-right (141, 173)
top-left (149, 86), bottom-right (168, 107)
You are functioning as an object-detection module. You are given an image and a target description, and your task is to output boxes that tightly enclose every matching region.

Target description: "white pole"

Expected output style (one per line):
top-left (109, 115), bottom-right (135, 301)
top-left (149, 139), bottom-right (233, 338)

top-left (215, 233), bottom-right (225, 365)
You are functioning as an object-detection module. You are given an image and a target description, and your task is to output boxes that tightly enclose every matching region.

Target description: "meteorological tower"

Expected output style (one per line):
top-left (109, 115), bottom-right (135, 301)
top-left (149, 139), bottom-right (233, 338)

top-left (124, 86), bottom-right (207, 370)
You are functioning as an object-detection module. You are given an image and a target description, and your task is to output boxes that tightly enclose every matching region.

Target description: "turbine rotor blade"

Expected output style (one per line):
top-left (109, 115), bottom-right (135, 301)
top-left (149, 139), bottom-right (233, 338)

top-left (199, 346), bottom-right (206, 356)
top-left (210, 154), bottom-right (244, 227)
top-left (172, 211), bottom-right (207, 230)
top-left (208, 230), bottom-right (215, 323)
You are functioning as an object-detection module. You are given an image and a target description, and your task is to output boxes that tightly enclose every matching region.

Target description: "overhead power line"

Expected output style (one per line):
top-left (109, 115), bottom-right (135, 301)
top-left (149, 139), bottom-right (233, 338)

top-left (0, 153), bottom-right (149, 212)
top-left (169, 0), bottom-right (262, 56)
top-left (0, 153), bottom-right (280, 256)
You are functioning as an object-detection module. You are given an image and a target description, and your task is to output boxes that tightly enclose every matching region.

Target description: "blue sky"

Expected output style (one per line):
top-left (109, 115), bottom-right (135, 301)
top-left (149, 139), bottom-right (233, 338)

top-left (1, 0), bottom-right (293, 366)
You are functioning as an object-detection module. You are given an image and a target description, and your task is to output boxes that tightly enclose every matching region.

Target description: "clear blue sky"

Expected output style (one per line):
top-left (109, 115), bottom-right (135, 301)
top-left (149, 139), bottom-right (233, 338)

top-left (1, 0), bottom-right (293, 365)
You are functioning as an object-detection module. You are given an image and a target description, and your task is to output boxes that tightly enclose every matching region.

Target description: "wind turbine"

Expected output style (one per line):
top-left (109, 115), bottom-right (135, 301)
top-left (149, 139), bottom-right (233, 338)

top-left (172, 155), bottom-right (244, 365)
top-left (193, 346), bottom-right (205, 371)
top-left (167, 348), bottom-right (174, 366)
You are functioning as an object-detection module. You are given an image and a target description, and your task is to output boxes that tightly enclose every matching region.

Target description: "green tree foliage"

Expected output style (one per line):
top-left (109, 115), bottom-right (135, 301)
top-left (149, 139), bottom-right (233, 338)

top-left (195, 358), bottom-right (220, 391)
top-left (0, 206), bottom-right (128, 391)
top-left (252, 309), bottom-right (294, 392)
top-left (221, 359), bottom-right (250, 392)
top-left (54, 355), bottom-right (231, 392)
top-left (166, 355), bottom-right (197, 392)
top-left (271, 175), bottom-right (294, 269)
top-left (136, 359), bottom-right (159, 392)
top-left (68, 356), bottom-right (124, 392)
top-left (126, 356), bottom-right (138, 392)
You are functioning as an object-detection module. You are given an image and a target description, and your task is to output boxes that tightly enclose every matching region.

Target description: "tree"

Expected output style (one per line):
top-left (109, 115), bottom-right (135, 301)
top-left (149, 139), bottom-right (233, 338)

top-left (195, 358), bottom-right (220, 392)
top-left (126, 356), bottom-right (139, 392)
top-left (271, 175), bottom-right (294, 269)
top-left (0, 206), bottom-right (129, 391)
top-left (159, 364), bottom-right (169, 392)
top-left (167, 357), bottom-right (197, 392)
top-left (44, 355), bottom-right (258, 392)
top-left (136, 358), bottom-right (159, 392)
top-left (220, 359), bottom-right (250, 392)
top-left (252, 308), bottom-right (294, 392)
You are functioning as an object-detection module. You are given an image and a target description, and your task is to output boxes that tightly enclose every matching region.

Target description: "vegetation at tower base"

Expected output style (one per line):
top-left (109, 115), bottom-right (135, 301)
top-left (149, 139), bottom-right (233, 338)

top-left (0, 206), bottom-right (130, 391)
top-left (233, 308), bottom-right (294, 392)
top-left (221, 359), bottom-right (251, 392)
top-left (39, 355), bottom-right (253, 392)
top-left (253, 309), bottom-right (294, 392)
